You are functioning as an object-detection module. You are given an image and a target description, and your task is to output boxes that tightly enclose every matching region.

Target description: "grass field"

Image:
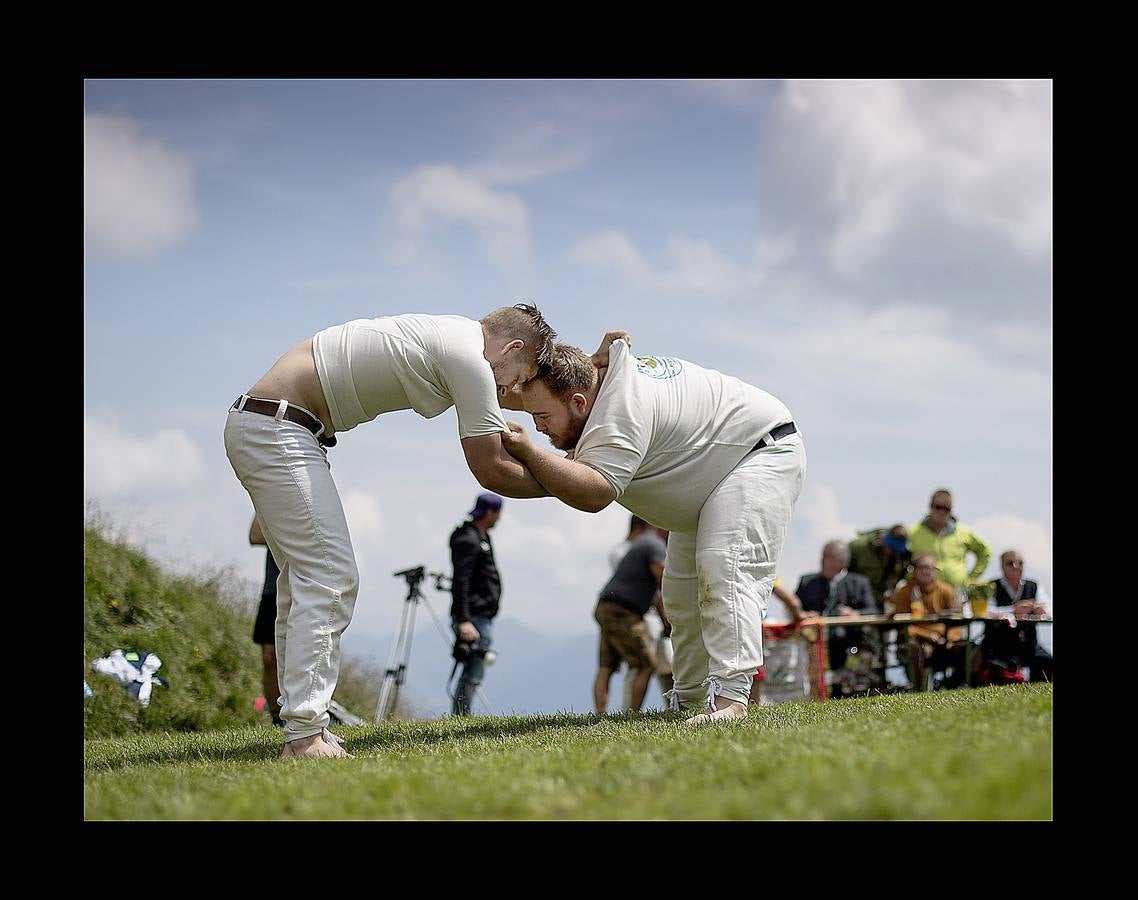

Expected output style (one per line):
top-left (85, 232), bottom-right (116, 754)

top-left (84, 683), bottom-right (1051, 820)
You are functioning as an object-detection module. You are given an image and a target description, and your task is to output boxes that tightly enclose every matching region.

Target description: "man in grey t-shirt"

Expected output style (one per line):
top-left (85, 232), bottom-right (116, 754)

top-left (593, 526), bottom-right (669, 713)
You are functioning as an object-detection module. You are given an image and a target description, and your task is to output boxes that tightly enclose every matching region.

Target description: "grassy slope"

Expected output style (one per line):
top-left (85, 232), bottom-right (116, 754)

top-left (84, 526), bottom-right (265, 737)
top-left (84, 523), bottom-right (397, 738)
top-left (84, 684), bottom-right (1052, 820)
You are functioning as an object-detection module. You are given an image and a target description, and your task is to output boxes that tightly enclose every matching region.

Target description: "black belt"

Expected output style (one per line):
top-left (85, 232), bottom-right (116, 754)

top-left (751, 421), bottom-right (797, 452)
top-left (231, 396), bottom-right (337, 447)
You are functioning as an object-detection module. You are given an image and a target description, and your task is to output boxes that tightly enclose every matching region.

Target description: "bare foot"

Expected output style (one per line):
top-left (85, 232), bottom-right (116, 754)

top-left (281, 729), bottom-right (351, 759)
top-left (684, 697), bottom-right (748, 726)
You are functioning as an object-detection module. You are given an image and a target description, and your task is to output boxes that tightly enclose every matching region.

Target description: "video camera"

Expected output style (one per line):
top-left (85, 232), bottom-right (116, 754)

top-left (452, 637), bottom-right (497, 667)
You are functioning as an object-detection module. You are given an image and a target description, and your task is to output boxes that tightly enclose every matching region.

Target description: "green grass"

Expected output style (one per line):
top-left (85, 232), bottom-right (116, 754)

top-left (84, 683), bottom-right (1052, 820)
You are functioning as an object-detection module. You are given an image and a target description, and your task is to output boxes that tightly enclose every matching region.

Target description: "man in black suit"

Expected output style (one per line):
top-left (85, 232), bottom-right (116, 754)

top-left (796, 540), bottom-right (881, 696)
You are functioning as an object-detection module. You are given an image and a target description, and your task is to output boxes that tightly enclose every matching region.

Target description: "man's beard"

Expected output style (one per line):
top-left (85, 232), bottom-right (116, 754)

top-left (548, 409), bottom-right (587, 451)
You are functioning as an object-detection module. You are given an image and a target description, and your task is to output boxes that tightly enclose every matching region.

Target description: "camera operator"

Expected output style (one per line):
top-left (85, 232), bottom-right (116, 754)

top-left (450, 492), bottom-right (504, 715)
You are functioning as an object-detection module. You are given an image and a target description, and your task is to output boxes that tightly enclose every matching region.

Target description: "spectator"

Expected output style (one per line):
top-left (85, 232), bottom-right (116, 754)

top-left (979, 549), bottom-right (1053, 683)
top-left (449, 492), bottom-right (505, 716)
top-left (593, 524), bottom-right (670, 713)
top-left (848, 525), bottom-right (911, 612)
top-left (796, 541), bottom-right (878, 618)
top-left (611, 515), bottom-right (674, 706)
top-left (249, 517), bottom-right (283, 727)
top-left (909, 489), bottom-right (992, 595)
top-left (892, 553), bottom-right (967, 691)
top-left (796, 540), bottom-right (881, 696)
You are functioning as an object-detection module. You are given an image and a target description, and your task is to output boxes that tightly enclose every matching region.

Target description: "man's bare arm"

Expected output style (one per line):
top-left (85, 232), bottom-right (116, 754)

top-left (461, 432), bottom-right (549, 498)
top-left (500, 422), bottom-right (616, 513)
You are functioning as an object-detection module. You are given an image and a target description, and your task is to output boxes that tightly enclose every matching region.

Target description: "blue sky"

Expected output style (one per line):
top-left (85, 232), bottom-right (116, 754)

top-left (84, 79), bottom-right (1052, 714)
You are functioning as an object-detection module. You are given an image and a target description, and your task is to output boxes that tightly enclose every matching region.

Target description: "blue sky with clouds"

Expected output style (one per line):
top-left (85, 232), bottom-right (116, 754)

top-left (84, 79), bottom-right (1052, 712)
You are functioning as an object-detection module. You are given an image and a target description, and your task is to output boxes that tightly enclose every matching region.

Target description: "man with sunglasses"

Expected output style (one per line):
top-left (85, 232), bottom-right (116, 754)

top-left (908, 489), bottom-right (992, 594)
top-left (979, 550), bottom-right (1053, 683)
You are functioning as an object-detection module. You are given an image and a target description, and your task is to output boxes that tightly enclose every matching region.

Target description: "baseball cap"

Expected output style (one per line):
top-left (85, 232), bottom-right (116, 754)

top-left (883, 532), bottom-right (909, 554)
top-left (468, 492), bottom-right (504, 518)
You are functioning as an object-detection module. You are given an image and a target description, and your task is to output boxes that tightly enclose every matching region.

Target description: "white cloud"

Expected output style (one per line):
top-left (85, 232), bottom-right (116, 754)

top-left (713, 302), bottom-right (1051, 446)
top-left (494, 501), bottom-right (629, 624)
top-left (343, 490), bottom-right (385, 546)
top-left (471, 90), bottom-right (645, 187)
top-left (386, 165), bottom-right (530, 274)
top-left (474, 119), bottom-right (596, 185)
top-left (567, 230), bottom-right (648, 278)
top-left (673, 79), bottom-right (768, 113)
top-left (84, 112), bottom-right (198, 255)
top-left (84, 417), bottom-right (206, 495)
top-left (754, 80), bottom-right (1052, 313)
top-left (568, 230), bottom-right (747, 298)
top-left (971, 513), bottom-right (1053, 590)
top-left (774, 80), bottom-right (1051, 271)
top-left (658, 236), bottom-right (743, 296)
top-left (792, 482), bottom-right (860, 551)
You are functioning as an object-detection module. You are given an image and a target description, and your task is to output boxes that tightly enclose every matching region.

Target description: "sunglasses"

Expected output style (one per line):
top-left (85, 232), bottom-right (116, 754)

top-left (1003, 560), bottom-right (1024, 568)
top-left (932, 504), bottom-right (952, 512)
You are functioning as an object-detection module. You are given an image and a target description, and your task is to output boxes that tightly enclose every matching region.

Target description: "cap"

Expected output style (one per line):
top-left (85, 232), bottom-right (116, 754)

top-left (468, 492), bottom-right (504, 518)
top-left (883, 532), bottom-right (909, 554)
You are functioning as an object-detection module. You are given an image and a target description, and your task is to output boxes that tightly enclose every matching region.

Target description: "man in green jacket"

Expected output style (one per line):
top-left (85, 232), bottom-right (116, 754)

top-left (909, 489), bottom-right (992, 591)
top-left (848, 524), bottom-right (912, 610)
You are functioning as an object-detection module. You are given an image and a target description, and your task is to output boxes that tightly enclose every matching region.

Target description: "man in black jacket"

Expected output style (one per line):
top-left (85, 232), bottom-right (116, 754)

top-left (796, 540), bottom-right (881, 695)
top-left (450, 492), bottom-right (504, 715)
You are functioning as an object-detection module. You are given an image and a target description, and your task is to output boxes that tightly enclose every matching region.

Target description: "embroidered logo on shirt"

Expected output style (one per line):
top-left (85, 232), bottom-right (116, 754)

top-left (636, 356), bottom-right (683, 379)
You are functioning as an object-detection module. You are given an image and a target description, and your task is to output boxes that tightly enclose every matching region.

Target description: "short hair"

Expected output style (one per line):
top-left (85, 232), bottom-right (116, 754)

top-left (823, 540), bottom-right (850, 566)
top-left (536, 342), bottom-right (597, 401)
top-left (888, 524), bottom-right (908, 540)
top-left (913, 553), bottom-right (937, 567)
top-left (1000, 549), bottom-right (1023, 564)
top-left (930, 488), bottom-right (953, 505)
top-left (481, 302), bottom-right (557, 369)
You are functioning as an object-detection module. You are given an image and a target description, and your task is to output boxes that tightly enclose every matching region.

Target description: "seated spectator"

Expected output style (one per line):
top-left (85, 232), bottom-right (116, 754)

top-left (979, 549), bottom-right (1053, 684)
top-left (848, 525), bottom-right (911, 613)
top-left (797, 540), bottom-right (881, 696)
top-left (892, 553), bottom-right (969, 690)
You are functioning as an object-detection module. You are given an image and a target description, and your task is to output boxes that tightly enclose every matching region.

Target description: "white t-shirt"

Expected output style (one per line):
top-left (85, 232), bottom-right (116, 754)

top-left (574, 340), bottom-right (793, 533)
top-left (312, 314), bottom-right (508, 439)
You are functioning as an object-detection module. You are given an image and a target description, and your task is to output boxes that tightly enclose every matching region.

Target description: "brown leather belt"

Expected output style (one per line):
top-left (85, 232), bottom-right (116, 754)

top-left (231, 396), bottom-right (337, 446)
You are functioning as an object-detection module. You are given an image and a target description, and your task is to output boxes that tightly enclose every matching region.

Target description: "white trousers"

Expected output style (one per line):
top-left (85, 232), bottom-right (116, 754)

top-left (662, 435), bottom-right (806, 710)
top-left (224, 408), bottom-right (359, 741)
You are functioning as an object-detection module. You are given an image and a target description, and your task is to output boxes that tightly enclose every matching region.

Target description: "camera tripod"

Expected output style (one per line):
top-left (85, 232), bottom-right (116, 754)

top-left (375, 564), bottom-right (462, 721)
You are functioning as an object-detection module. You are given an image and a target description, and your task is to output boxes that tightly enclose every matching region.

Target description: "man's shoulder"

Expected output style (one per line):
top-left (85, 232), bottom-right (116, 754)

top-left (450, 522), bottom-right (479, 543)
